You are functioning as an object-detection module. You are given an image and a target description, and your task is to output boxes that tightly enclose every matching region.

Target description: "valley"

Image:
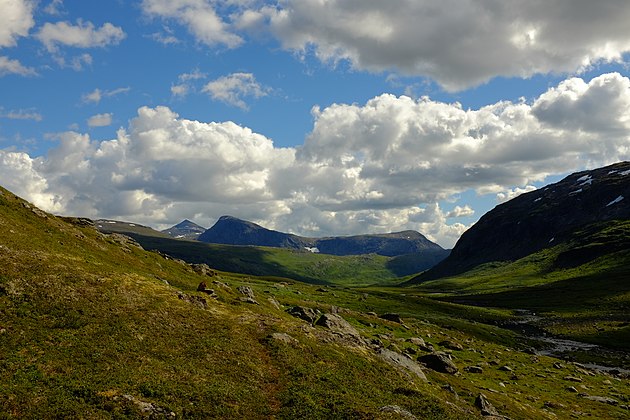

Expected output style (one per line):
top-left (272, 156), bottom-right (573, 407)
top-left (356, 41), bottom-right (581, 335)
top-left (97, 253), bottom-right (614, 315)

top-left (1, 162), bottom-right (629, 419)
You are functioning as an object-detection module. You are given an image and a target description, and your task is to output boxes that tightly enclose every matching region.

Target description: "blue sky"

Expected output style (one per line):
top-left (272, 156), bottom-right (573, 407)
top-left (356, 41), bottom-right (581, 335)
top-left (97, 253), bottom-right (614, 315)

top-left (2, 0), bottom-right (630, 247)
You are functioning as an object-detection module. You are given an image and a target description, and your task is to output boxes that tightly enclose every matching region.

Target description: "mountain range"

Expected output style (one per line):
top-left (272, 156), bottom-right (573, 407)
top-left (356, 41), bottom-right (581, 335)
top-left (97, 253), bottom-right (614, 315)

top-left (196, 215), bottom-right (447, 258)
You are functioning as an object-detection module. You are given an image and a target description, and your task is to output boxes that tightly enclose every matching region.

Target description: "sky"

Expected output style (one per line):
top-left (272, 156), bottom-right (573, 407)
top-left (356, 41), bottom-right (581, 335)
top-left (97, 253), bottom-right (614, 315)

top-left (1, 0), bottom-right (630, 248)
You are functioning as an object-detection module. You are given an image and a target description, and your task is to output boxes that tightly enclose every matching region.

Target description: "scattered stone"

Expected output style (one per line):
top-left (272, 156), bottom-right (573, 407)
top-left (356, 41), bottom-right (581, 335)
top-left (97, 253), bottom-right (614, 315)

top-left (316, 287), bottom-right (329, 292)
top-left (196, 281), bottom-right (216, 296)
top-left (379, 405), bottom-right (417, 419)
top-left (582, 395), bottom-right (619, 405)
top-left (377, 348), bottom-right (427, 382)
top-left (439, 340), bottom-right (463, 351)
top-left (287, 306), bottom-right (320, 323)
top-left (268, 332), bottom-right (298, 345)
top-left (536, 373), bottom-right (547, 378)
top-left (177, 292), bottom-right (207, 309)
top-left (192, 263), bottom-right (216, 276)
top-left (315, 314), bottom-right (361, 339)
top-left (212, 280), bottom-right (231, 290)
top-left (366, 311), bottom-right (377, 317)
top-left (553, 362), bottom-right (564, 369)
top-left (475, 394), bottom-right (499, 417)
top-left (418, 352), bottom-right (458, 374)
top-left (267, 297), bottom-right (281, 309)
top-left (466, 366), bottom-right (484, 374)
top-left (407, 337), bottom-right (426, 347)
top-left (380, 313), bottom-right (404, 324)
top-left (237, 286), bottom-right (258, 304)
top-left (120, 394), bottom-right (175, 417)
top-left (544, 401), bottom-right (565, 409)
top-left (564, 376), bottom-right (583, 383)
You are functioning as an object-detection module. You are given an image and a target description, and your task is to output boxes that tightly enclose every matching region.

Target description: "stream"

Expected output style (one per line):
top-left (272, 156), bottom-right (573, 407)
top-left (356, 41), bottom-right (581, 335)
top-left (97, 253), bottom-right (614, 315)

top-left (506, 309), bottom-right (630, 374)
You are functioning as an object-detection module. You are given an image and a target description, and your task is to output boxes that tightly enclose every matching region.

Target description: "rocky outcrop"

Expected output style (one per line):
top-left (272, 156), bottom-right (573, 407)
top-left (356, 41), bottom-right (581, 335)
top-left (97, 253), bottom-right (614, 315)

top-left (287, 306), bottom-right (320, 323)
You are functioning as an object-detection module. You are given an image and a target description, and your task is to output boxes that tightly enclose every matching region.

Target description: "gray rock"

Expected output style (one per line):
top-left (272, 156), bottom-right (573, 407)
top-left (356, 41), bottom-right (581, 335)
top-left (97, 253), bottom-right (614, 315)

top-left (439, 340), bottom-right (464, 351)
top-left (378, 348), bottom-right (427, 382)
top-left (379, 405), bottom-right (417, 419)
top-left (418, 352), bottom-right (458, 374)
top-left (267, 297), bottom-right (281, 309)
top-left (237, 286), bottom-right (258, 304)
top-left (498, 365), bottom-right (513, 372)
top-left (315, 314), bottom-right (361, 338)
top-left (475, 393), bottom-right (499, 417)
top-left (287, 306), bottom-right (320, 323)
top-left (582, 395), bottom-right (619, 405)
top-left (407, 337), bottom-right (426, 347)
top-left (466, 366), bottom-right (484, 374)
top-left (268, 332), bottom-right (298, 345)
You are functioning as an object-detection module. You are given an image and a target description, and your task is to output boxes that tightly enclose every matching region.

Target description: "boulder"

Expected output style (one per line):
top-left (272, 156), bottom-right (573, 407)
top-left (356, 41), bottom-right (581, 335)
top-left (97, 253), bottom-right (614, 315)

top-left (465, 366), bottom-right (484, 374)
top-left (268, 332), bottom-right (298, 345)
top-left (380, 313), bottom-right (404, 323)
top-left (378, 348), bottom-right (427, 382)
top-left (407, 337), bottom-right (426, 347)
top-left (439, 340), bottom-right (463, 351)
top-left (418, 352), bottom-right (458, 374)
top-left (315, 314), bottom-right (361, 339)
top-left (237, 286), bottom-right (258, 304)
top-left (287, 306), bottom-right (320, 323)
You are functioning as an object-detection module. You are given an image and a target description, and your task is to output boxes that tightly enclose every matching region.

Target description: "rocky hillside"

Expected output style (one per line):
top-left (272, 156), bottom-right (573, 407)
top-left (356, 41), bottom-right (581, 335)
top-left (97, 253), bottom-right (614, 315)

top-left (413, 161), bottom-right (630, 282)
top-left (199, 215), bottom-right (448, 258)
top-left (161, 219), bottom-right (206, 240)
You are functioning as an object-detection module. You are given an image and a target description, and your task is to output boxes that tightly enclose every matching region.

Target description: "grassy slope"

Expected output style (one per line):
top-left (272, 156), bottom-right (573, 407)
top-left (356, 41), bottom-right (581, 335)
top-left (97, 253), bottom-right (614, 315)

top-left (414, 220), bottom-right (630, 353)
top-left (2, 189), bottom-right (629, 419)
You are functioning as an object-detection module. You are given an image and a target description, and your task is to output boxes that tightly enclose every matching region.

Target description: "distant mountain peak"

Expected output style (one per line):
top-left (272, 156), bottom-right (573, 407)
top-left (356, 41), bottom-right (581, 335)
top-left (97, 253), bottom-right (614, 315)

top-left (162, 219), bottom-right (206, 240)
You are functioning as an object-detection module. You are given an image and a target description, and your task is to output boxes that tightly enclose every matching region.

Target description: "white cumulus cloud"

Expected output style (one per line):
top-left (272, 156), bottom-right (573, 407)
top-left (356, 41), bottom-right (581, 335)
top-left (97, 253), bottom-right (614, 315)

top-left (87, 113), bottom-right (113, 127)
top-left (0, 55), bottom-right (36, 76)
top-left (36, 20), bottom-right (126, 52)
top-left (202, 72), bottom-right (269, 109)
top-left (248, 0), bottom-right (630, 91)
top-left (141, 0), bottom-right (242, 48)
top-left (0, 0), bottom-right (34, 47)
top-left (3, 73), bottom-right (630, 248)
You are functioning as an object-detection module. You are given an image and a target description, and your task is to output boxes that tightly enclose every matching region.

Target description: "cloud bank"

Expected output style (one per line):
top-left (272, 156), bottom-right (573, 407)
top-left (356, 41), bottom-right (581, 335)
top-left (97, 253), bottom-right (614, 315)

top-left (236, 0), bottom-right (630, 91)
top-left (2, 73), bottom-right (630, 247)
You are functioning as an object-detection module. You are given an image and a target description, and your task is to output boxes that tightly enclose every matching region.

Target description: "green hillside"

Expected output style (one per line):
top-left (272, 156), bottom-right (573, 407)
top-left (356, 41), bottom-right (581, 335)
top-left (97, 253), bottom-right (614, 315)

top-left (414, 220), bottom-right (630, 357)
top-left (2, 187), bottom-right (630, 418)
top-left (97, 222), bottom-right (430, 286)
